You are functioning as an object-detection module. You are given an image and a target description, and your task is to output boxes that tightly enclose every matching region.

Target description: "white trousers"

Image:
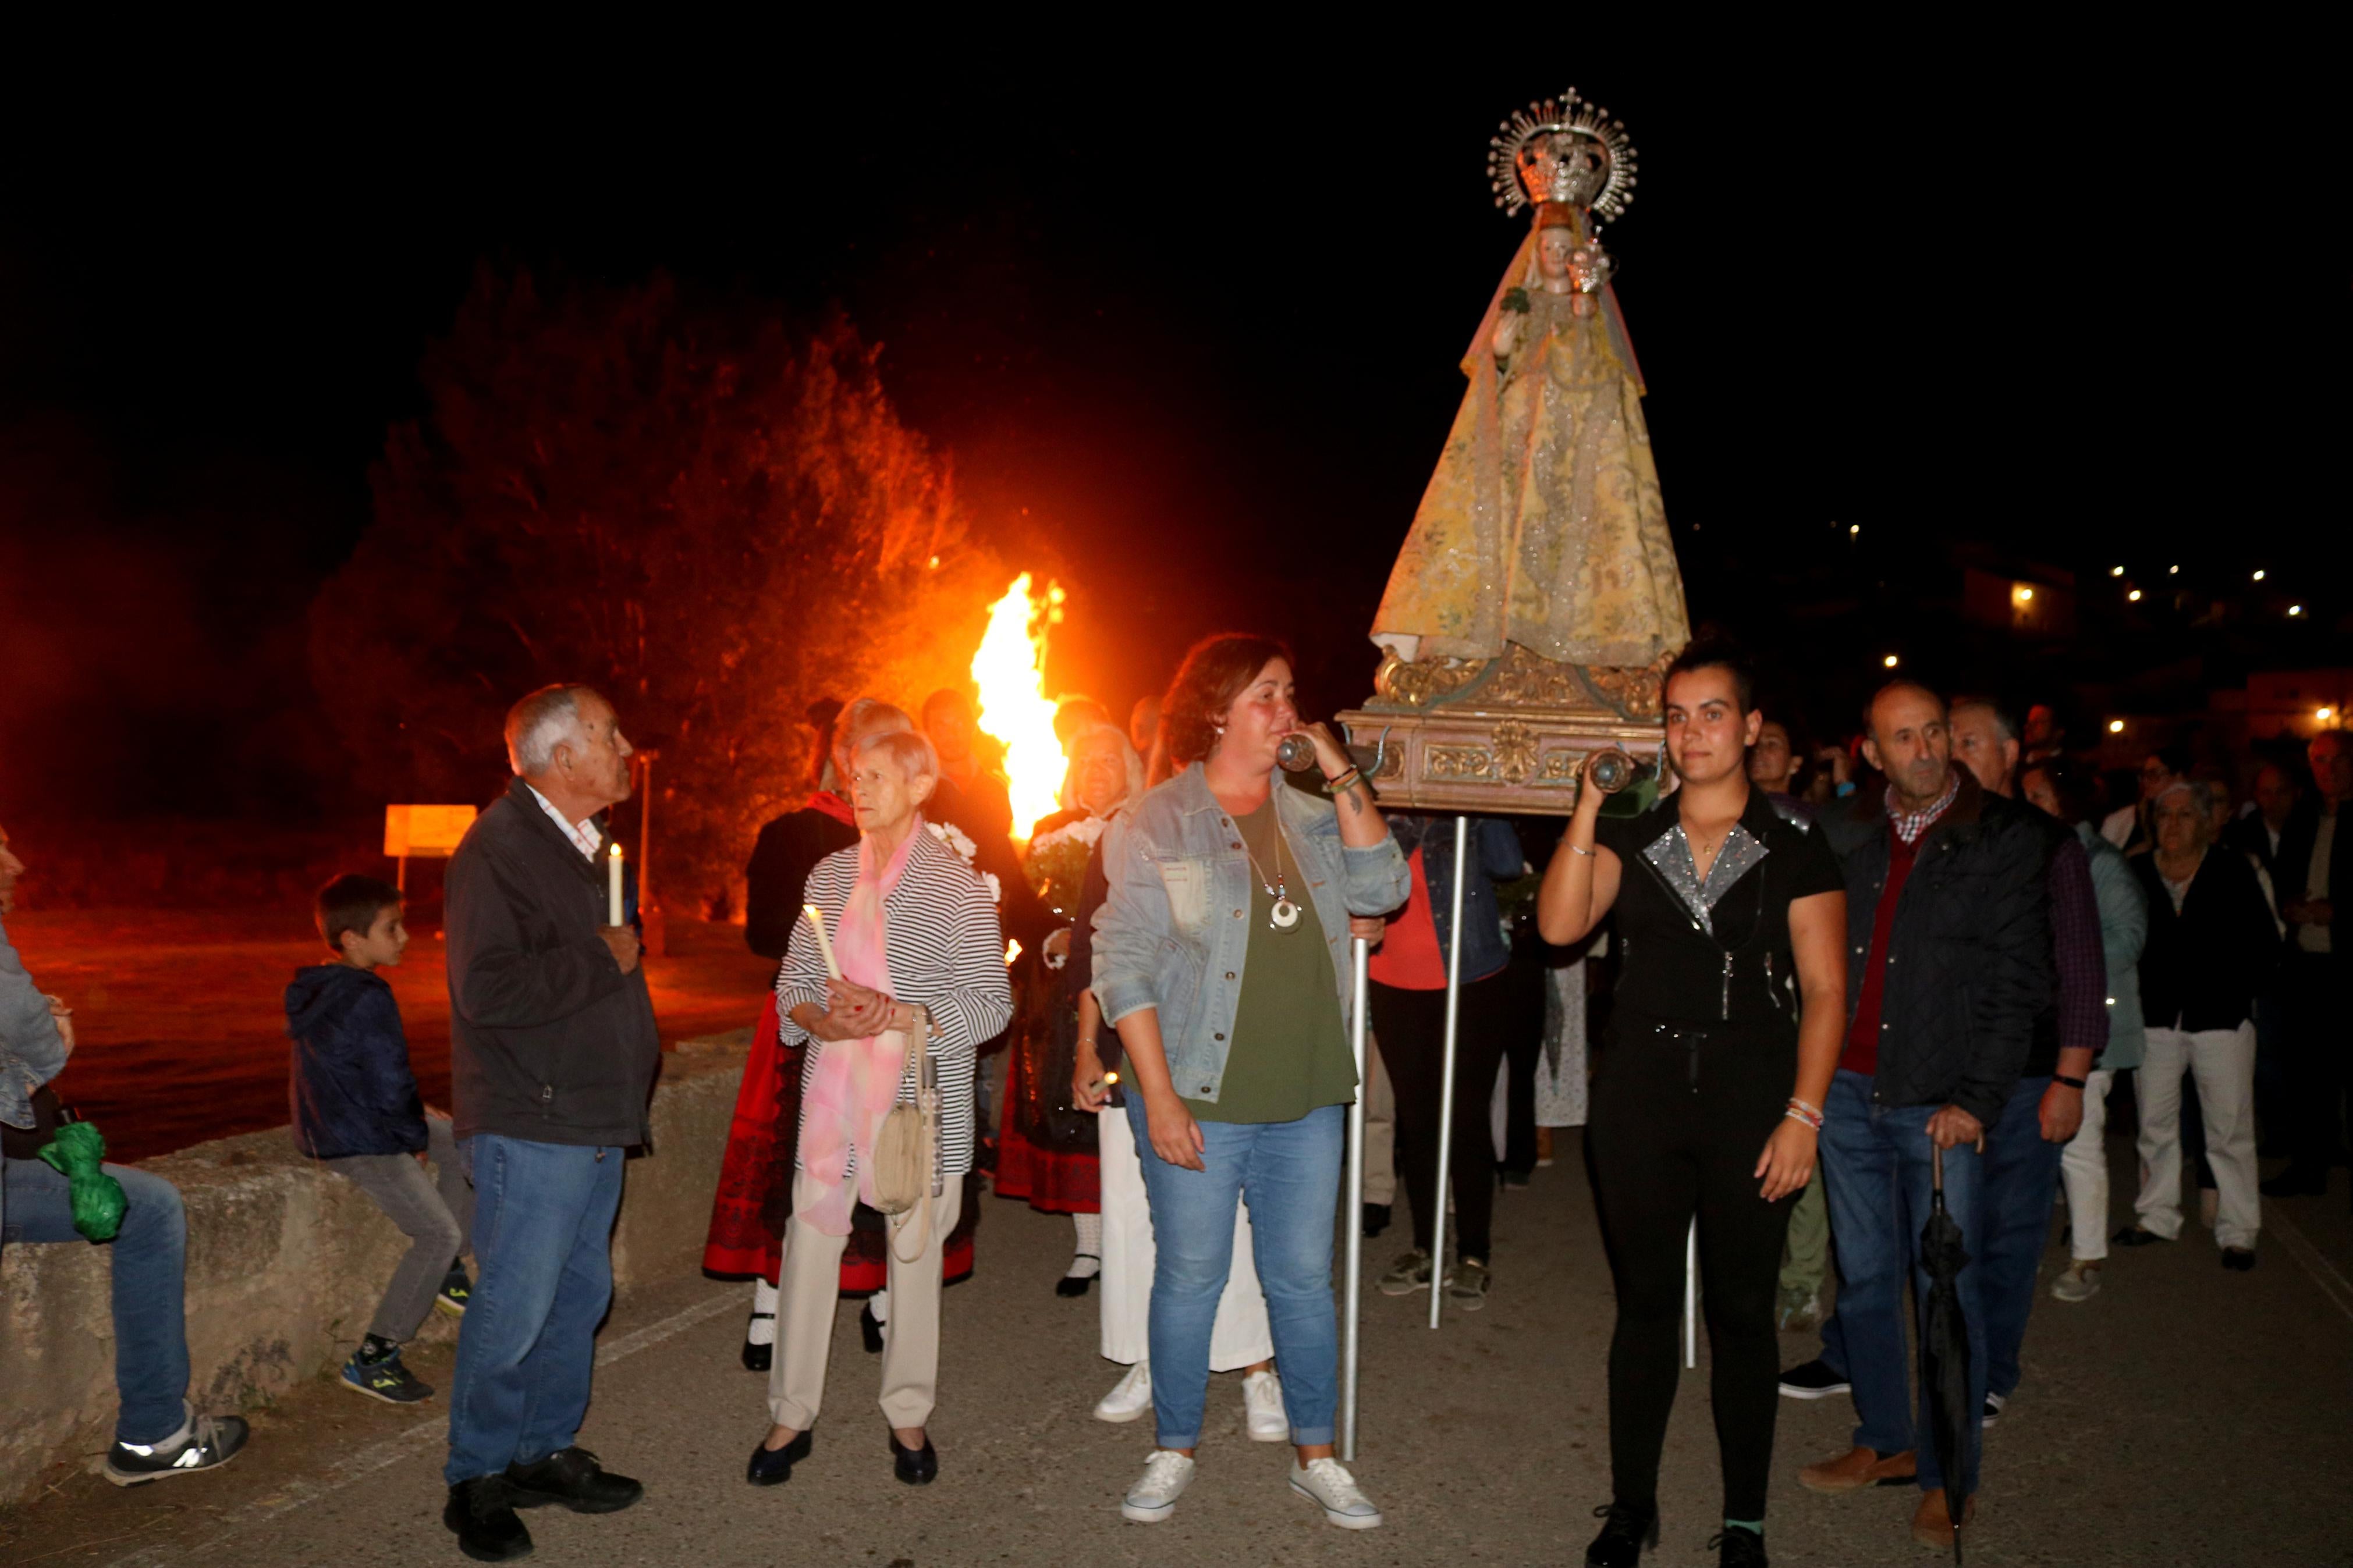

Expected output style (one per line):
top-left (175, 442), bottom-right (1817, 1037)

top-left (1096, 1102), bottom-right (1274, 1371)
top-left (2134, 1023), bottom-right (2260, 1250)
top-left (2059, 1068), bottom-right (2116, 1261)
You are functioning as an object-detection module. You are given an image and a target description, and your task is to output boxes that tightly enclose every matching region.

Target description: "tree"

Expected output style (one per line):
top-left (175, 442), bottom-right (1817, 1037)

top-left (313, 268), bottom-right (1002, 912)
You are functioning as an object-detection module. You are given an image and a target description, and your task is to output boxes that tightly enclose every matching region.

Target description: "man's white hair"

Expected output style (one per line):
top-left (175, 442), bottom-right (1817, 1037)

top-left (506, 684), bottom-right (599, 777)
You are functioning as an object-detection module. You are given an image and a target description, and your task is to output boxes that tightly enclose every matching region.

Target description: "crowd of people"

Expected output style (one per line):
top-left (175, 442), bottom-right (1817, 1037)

top-left (1, 641), bottom-right (2346, 1566)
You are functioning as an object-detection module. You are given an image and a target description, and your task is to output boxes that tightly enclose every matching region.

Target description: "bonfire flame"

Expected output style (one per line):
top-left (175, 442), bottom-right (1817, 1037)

top-left (971, 573), bottom-right (1066, 842)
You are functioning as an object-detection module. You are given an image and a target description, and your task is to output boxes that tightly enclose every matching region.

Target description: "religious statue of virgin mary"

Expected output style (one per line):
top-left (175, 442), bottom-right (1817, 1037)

top-left (1371, 91), bottom-right (1688, 674)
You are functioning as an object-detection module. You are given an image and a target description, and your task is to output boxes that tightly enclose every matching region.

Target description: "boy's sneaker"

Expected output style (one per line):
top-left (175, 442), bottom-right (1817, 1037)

top-left (1777, 1359), bottom-right (1851, 1399)
top-left (2051, 1261), bottom-right (2102, 1303)
top-left (1447, 1257), bottom-right (1491, 1311)
top-left (1378, 1249), bottom-right (1433, 1296)
top-left (1242, 1368), bottom-right (1289, 1441)
top-left (104, 1410), bottom-right (250, 1486)
top-left (1121, 1450), bottom-right (1195, 1523)
top-left (436, 1267), bottom-right (473, 1317)
top-left (343, 1348), bottom-right (434, 1404)
top-left (1290, 1457), bottom-right (1384, 1530)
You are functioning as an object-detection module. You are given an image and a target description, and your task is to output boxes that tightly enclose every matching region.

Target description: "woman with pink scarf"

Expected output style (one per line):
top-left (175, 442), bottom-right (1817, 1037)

top-left (748, 727), bottom-right (1012, 1489)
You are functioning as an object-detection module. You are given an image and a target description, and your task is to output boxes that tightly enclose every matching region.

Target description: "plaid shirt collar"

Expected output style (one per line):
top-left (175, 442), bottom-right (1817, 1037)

top-left (526, 785), bottom-right (602, 861)
top-left (1886, 768), bottom-right (1961, 845)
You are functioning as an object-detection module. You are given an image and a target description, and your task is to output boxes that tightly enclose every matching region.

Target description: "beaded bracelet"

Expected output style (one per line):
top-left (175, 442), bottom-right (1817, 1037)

top-left (1783, 1099), bottom-right (1824, 1132)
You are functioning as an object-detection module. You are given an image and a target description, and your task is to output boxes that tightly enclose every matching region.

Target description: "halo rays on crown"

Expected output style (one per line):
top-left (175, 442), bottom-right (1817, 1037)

top-left (1487, 89), bottom-right (1637, 226)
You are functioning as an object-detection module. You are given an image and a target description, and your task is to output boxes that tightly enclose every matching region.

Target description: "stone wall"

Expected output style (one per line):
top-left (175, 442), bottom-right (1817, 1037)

top-left (0, 1032), bottom-right (749, 1506)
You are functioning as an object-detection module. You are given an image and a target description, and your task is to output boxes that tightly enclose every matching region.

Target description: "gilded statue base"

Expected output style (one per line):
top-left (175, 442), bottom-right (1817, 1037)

top-left (1337, 644), bottom-right (1667, 818)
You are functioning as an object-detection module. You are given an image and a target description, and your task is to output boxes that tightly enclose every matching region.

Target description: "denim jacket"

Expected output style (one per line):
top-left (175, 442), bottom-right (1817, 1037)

top-left (1092, 764), bottom-right (1410, 1105)
top-left (1, 915), bottom-right (68, 1132)
top-left (1386, 814), bottom-right (1527, 982)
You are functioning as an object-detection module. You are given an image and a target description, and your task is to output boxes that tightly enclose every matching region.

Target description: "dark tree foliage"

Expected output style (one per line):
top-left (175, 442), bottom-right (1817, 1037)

top-left (313, 269), bottom-right (1002, 913)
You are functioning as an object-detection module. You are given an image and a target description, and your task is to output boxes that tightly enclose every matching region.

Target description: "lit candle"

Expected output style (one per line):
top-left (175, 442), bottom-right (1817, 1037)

top-left (607, 841), bottom-right (624, 926)
top-left (803, 902), bottom-right (841, 980)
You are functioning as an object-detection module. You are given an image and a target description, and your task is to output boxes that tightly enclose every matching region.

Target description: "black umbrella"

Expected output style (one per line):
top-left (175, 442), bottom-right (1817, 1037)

top-left (1918, 1143), bottom-right (1972, 1563)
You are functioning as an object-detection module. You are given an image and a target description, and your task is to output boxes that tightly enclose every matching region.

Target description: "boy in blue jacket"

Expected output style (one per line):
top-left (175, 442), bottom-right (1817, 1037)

top-left (286, 874), bottom-right (474, 1403)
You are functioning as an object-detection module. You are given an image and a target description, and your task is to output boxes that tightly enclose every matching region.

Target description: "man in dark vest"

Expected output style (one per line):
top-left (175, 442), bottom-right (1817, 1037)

top-left (441, 684), bottom-right (659, 1561)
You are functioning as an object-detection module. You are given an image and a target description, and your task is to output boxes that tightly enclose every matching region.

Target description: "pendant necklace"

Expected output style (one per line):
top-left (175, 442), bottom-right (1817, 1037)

top-left (1239, 813), bottom-right (1303, 934)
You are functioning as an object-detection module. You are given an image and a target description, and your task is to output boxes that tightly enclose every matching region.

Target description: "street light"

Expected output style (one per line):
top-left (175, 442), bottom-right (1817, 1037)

top-left (2320, 707), bottom-right (2338, 723)
top-left (2127, 589), bottom-right (2143, 602)
top-left (2252, 569), bottom-right (2267, 582)
top-left (2289, 605), bottom-right (2305, 617)
top-left (1882, 654), bottom-right (1900, 669)
top-left (2109, 565), bottom-right (2125, 577)
top-left (2108, 719), bottom-right (2126, 734)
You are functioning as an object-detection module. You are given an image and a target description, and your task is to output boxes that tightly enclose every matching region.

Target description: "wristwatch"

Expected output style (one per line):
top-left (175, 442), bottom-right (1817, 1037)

top-left (2054, 1074), bottom-right (2087, 1090)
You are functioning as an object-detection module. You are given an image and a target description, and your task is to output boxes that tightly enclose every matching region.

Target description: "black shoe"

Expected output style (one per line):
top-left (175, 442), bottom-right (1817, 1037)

top-left (746, 1429), bottom-right (812, 1486)
top-left (1708, 1525), bottom-right (1766, 1567)
top-left (504, 1447), bottom-right (643, 1514)
top-left (2221, 1247), bottom-right (2258, 1271)
top-left (2111, 1225), bottom-right (2169, 1247)
top-left (103, 1411), bottom-right (249, 1486)
top-left (1056, 1256), bottom-right (1100, 1297)
top-left (1776, 1359), bottom-right (1851, 1400)
top-left (342, 1347), bottom-right (433, 1404)
top-left (742, 1313), bottom-right (775, 1372)
top-left (860, 1300), bottom-right (886, 1354)
top-left (444, 1477), bottom-right (533, 1562)
top-left (1361, 1202), bottom-right (1391, 1239)
top-left (1585, 1501), bottom-right (1659, 1566)
top-left (2260, 1171), bottom-right (2326, 1199)
top-left (436, 1266), bottom-right (472, 1318)
top-left (1498, 1167), bottom-right (1532, 1191)
top-left (890, 1432), bottom-right (938, 1485)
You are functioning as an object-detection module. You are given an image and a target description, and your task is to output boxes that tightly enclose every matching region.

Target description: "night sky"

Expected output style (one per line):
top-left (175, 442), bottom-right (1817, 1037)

top-left (2, 55), bottom-right (2341, 823)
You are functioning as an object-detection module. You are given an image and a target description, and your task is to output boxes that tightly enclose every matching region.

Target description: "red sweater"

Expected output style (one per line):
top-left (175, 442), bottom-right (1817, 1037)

top-left (1841, 827), bottom-right (1922, 1078)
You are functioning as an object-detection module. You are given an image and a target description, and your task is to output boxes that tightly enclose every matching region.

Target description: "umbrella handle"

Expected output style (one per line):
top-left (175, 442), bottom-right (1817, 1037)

top-left (1932, 1141), bottom-right (1943, 1194)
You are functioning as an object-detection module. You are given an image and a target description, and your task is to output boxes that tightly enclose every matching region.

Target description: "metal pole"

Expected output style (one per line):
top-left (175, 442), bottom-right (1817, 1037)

top-left (1429, 815), bottom-right (1470, 1330)
top-left (1683, 1218), bottom-right (1698, 1369)
top-left (1340, 934), bottom-right (1369, 1462)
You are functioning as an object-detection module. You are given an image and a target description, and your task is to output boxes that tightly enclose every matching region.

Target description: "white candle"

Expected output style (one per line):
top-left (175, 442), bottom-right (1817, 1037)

top-left (607, 842), bottom-right (624, 926)
top-left (804, 903), bottom-right (842, 980)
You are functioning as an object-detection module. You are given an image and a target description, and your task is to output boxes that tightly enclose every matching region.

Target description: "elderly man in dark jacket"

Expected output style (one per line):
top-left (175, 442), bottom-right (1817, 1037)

top-left (439, 685), bottom-right (659, 1563)
top-left (1781, 682), bottom-right (2052, 1553)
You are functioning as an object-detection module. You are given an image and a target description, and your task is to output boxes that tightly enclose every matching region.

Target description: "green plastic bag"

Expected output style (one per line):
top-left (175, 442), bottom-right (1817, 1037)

top-left (37, 1120), bottom-right (126, 1242)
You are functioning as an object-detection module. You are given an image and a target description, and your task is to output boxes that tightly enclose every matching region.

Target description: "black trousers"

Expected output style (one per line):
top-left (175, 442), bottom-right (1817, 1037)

top-left (1586, 1017), bottom-right (1796, 1522)
top-left (1496, 937), bottom-right (1550, 1176)
top-left (2281, 951), bottom-right (2352, 1181)
top-left (1369, 974), bottom-right (1510, 1261)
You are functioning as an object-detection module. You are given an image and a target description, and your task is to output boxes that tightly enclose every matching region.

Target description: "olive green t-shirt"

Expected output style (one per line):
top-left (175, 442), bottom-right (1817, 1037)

top-left (1183, 797), bottom-right (1358, 1125)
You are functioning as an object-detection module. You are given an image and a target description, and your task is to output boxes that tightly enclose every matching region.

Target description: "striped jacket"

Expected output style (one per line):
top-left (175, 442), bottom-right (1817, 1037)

top-left (776, 823), bottom-right (1012, 1179)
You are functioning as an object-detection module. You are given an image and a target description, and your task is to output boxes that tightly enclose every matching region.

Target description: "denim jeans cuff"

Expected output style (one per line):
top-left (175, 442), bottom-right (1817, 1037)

top-left (1291, 1425), bottom-right (1334, 1446)
top-left (1156, 1430), bottom-right (1201, 1450)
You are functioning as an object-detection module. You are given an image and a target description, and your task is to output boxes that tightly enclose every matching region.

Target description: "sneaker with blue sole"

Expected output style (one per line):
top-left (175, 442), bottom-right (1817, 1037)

top-left (343, 1350), bottom-right (434, 1404)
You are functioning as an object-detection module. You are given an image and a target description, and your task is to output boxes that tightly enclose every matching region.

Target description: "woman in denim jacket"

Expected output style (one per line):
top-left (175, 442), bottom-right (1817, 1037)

top-left (1089, 634), bottom-right (1408, 1532)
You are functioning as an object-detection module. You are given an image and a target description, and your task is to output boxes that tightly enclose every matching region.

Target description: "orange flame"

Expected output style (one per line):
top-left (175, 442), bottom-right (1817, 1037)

top-left (971, 573), bottom-right (1066, 841)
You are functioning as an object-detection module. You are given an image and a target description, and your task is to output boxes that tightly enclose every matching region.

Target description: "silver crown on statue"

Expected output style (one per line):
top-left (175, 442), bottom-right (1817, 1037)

top-left (1487, 89), bottom-right (1637, 225)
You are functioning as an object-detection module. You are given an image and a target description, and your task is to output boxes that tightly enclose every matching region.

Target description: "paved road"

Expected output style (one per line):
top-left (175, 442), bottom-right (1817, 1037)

top-left (6, 1130), bottom-right (2350, 1567)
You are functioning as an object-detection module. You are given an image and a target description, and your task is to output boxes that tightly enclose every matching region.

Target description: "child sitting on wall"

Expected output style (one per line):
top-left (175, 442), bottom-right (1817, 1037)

top-left (285, 874), bottom-right (474, 1404)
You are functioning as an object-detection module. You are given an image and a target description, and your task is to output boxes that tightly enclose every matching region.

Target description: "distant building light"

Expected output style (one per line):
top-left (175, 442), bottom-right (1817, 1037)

top-left (928, 554), bottom-right (941, 570)
top-left (2289, 604), bottom-right (2305, 617)
top-left (2011, 584), bottom-right (2036, 606)
top-left (1848, 524), bottom-right (1860, 537)
top-left (2168, 564), bottom-right (2180, 575)
top-left (2108, 719), bottom-right (2126, 734)
top-left (2110, 565), bottom-right (2125, 577)
top-left (2252, 569), bottom-right (2267, 582)
top-left (1882, 654), bottom-right (1900, 669)
top-left (2127, 589), bottom-right (2143, 602)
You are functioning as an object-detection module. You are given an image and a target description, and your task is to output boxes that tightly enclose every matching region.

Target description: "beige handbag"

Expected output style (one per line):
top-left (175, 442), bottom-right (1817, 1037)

top-left (871, 1006), bottom-right (941, 1262)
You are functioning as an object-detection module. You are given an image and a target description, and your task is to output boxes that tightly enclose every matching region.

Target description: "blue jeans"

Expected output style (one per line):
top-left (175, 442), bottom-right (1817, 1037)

top-left (1127, 1099), bottom-right (1342, 1448)
top-left (444, 1136), bottom-right (624, 1485)
top-left (2, 1156), bottom-right (190, 1443)
top-left (1816, 1070), bottom-right (1987, 1496)
top-left (1977, 1075), bottom-right (2063, 1400)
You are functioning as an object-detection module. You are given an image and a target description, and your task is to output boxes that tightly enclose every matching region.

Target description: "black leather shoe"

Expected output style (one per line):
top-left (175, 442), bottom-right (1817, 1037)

top-left (1585, 1501), bottom-right (1658, 1566)
top-left (2221, 1247), bottom-right (2257, 1271)
top-left (1709, 1525), bottom-right (1767, 1567)
top-left (1361, 1203), bottom-right (1391, 1239)
top-left (890, 1433), bottom-right (938, 1485)
top-left (859, 1300), bottom-right (885, 1354)
top-left (2111, 1225), bottom-right (2168, 1247)
top-left (1055, 1261), bottom-right (1098, 1298)
top-left (743, 1313), bottom-right (775, 1371)
top-left (505, 1447), bottom-right (643, 1513)
top-left (746, 1430), bottom-right (812, 1486)
top-left (445, 1477), bottom-right (533, 1562)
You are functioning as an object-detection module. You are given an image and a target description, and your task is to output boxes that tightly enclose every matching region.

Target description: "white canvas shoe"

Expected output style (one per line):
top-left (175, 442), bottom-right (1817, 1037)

top-left (2050, 1261), bottom-right (2102, 1303)
top-left (1121, 1450), bottom-right (1195, 1523)
top-left (1290, 1457), bottom-right (1384, 1530)
top-left (1241, 1368), bottom-right (1288, 1442)
top-left (1094, 1361), bottom-right (1152, 1423)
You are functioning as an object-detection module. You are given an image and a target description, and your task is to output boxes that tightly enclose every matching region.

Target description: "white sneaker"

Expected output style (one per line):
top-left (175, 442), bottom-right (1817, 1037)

top-left (1289, 1456), bottom-right (1383, 1530)
top-left (1241, 1368), bottom-right (1287, 1442)
top-left (2051, 1261), bottom-right (2103, 1303)
top-left (1121, 1449), bottom-right (1195, 1523)
top-left (1095, 1361), bottom-right (1152, 1423)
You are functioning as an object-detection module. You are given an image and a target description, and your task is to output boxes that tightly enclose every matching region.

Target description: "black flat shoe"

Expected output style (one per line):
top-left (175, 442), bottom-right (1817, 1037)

top-left (1361, 1202), bottom-right (1390, 1239)
top-left (1709, 1525), bottom-right (1767, 1567)
top-left (746, 1430), bottom-right (812, 1486)
top-left (445, 1477), bottom-right (533, 1562)
top-left (742, 1313), bottom-right (775, 1372)
top-left (2221, 1247), bottom-right (2257, 1271)
top-left (1055, 1258), bottom-right (1099, 1298)
top-left (890, 1433), bottom-right (938, 1485)
top-left (1585, 1501), bottom-right (1658, 1566)
top-left (2111, 1225), bottom-right (2168, 1247)
top-left (504, 1447), bottom-right (643, 1514)
top-left (860, 1301), bottom-right (885, 1355)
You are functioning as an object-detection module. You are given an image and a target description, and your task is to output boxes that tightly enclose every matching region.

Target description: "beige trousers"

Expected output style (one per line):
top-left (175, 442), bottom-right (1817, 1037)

top-left (768, 1169), bottom-right (963, 1432)
top-left (1361, 1030), bottom-right (1396, 1206)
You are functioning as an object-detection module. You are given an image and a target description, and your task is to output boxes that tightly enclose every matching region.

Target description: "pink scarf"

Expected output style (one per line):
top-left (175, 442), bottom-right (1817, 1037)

top-left (794, 820), bottom-right (920, 1236)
